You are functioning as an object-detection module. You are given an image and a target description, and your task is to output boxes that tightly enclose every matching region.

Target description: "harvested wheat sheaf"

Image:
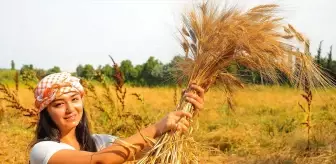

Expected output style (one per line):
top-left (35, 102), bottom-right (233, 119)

top-left (137, 2), bottom-right (333, 164)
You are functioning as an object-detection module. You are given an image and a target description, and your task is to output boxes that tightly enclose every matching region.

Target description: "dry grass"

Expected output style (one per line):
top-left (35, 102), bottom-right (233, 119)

top-left (1, 84), bottom-right (336, 163)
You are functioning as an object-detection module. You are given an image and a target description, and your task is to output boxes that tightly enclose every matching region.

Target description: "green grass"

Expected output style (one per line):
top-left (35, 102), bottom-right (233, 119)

top-left (0, 69), bottom-right (17, 85)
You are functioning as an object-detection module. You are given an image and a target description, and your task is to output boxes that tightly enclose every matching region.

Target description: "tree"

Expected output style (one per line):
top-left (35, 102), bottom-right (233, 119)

top-left (158, 56), bottom-right (186, 85)
top-left (170, 56), bottom-right (183, 66)
top-left (82, 64), bottom-right (95, 80)
top-left (134, 64), bottom-right (145, 85)
top-left (20, 64), bottom-right (34, 75)
top-left (76, 65), bottom-right (84, 77)
top-left (11, 60), bottom-right (15, 70)
top-left (20, 64), bottom-right (37, 82)
top-left (151, 64), bottom-right (164, 79)
top-left (120, 60), bottom-right (138, 82)
top-left (142, 56), bottom-right (163, 86)
top-left (161, 63), bottom-right (174, 85)
top-left (169, 56), bottom-right (185, 83)
top-left (327, 45), bottom-right (333, 70)
top-left (46, 66), bottom-right (61, 75)
top-left (35, 69), bottom-right (47, 80)
top-left (316, 40), bottom-right (323, 65)
top-left (101, 64), bottom-right (114, 79)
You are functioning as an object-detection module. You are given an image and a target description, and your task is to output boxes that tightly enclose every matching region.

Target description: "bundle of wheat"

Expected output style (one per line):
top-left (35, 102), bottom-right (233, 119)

top-left (137, 2), bottom-right (333, 164)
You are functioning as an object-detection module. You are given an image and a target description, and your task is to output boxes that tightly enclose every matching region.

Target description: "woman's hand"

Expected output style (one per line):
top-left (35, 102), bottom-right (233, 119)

top-left (153, 84), bottom-right (205, 137)
top-left (153, 111), bottom-right (191, 137)
top-left (184, 84), bottom-right (205, 115)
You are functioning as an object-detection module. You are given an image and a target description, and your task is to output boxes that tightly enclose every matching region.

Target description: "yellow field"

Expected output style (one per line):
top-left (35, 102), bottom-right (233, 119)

top-left (0, 84), bottom-right (336, 163)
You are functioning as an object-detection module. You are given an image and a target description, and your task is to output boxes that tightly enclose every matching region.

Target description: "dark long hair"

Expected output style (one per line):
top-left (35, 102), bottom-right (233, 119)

top-left (30, 108), bottom-right (97, 152)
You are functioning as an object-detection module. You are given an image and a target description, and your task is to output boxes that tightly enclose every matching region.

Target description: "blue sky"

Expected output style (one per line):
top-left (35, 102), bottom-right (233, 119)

top-left (0, 0), bottom-right (335, 72)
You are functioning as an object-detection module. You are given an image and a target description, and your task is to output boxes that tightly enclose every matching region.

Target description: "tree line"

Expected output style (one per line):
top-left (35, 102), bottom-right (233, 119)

top-left (13, 56), bottom-right (182, 86)
top-left (8, 41), bottom-right (335, 86)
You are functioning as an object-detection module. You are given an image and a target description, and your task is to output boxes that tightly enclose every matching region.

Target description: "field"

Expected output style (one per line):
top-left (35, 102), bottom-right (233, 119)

top-left (0, 83), bottom-right (336, 164)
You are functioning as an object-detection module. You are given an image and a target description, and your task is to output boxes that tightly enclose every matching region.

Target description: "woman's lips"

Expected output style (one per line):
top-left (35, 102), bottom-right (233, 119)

top-left (64, 114), bottom-right (77, 121)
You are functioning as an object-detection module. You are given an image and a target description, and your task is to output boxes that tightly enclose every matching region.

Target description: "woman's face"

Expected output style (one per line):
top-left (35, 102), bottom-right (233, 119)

top-left (47, 91), bottom-right (83, 132)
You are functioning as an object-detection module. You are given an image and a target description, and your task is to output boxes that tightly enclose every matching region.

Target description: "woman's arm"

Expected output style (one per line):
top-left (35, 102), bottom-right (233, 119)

top-left (47, 124), bottom-right (154, 164)
top-left (47, 84), bottom-right (204, 164)
top-left (92, 123), bottom-right (160, 163)
top-left (47, 111), bottom-right (191, 164)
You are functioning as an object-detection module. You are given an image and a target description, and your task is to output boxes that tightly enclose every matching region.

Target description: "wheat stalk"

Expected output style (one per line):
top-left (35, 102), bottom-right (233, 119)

top-left (173, 85), bottom-right (178, 106)
top-left (96, 69), bottom-right (118, 115)
top-left (109, 55), bottom-right (127, 113)
top-left (284, 24), bottom-right (335, 151)
top-left (0, 83), bottom-right (38, 127)
top-left (131, 92), bottom-right (145, 111)
top-left (15, 71), bottom-right (19, 93)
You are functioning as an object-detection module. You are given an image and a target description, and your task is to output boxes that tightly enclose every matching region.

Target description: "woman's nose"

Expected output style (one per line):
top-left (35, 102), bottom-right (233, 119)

top-left (66, 102), bottom-right (76, 113)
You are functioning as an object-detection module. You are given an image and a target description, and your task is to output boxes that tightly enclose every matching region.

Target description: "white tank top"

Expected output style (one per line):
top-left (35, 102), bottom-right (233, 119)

top-left (29, 134), bottom-right (117, 164)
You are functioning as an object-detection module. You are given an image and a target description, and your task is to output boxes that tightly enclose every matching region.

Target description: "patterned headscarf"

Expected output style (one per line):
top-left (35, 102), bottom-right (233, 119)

top-left (34, 72), bottom-right (84, 112)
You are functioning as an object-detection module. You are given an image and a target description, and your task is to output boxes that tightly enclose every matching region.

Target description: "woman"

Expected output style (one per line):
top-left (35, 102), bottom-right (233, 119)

top-left (29, 72), bottom-right (205, 164)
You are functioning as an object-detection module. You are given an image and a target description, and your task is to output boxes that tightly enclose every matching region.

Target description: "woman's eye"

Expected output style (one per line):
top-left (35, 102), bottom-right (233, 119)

top-left (72, 98), bottom-right (79, 102)
top-left (55, 103), bottom-right (64, 107)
